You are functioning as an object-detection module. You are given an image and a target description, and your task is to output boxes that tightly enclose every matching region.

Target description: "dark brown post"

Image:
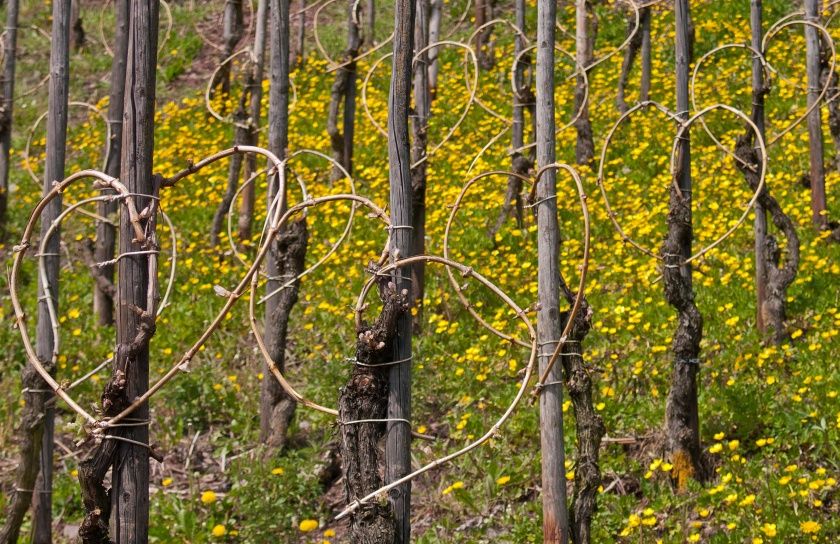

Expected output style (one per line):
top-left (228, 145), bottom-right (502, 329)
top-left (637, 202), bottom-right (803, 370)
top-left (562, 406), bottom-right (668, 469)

top-left (32, 1), bottom-right (72, 541)
top-left (0, 0), bottom-right (19, 239)
top-left (111, 1), bottom-right (159, 541)
top-left (327, 0), bottom-right (363, 182)
top-left (663, 0), bottom-right (704, 490)
top-left (238, 0), bottom-right (269, 242)
top-left (411, 0), bottom-right (429, 326)
top-left (751, 0), bottom-right (768, 333)
top-left (260, 0), bottom-right (306, 451)
top-left (385, 0), bottom-right (415, 540)
top-left (94, 0), bottom-right (130, 325)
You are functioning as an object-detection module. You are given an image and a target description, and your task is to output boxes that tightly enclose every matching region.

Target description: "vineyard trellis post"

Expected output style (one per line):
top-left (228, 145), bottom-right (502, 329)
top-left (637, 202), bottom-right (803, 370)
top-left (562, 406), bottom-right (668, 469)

top-left (491, 0), bottom-right (531, 236)
top-left (535, 0), bottom-right (570, 541)
top-left (751, 0), bottom-right (768, 334)
top-left (0, 0), bottom-right (18, 239)
top-left (640, 4), bottom-right (651, 101)
top-left (94, 0), bottom-right (130, 325)
top-left (111, 0), bottom-right (160, 540)
top-left (427, 0), bottom-right (442, 95)
top-left (211, 0), bottom-right (269, 245)
top-left (212, 0), bottom-right (244, 99)
top-left (617, 4), bottom-right (651, 113)
top-left (327, 0), bottom-right (362, 182)
top-left (663, 0), bottom-right (704, 489)
top-left (574, 0), bottom-right (595, 164)
top-left (0, 1), bottom-right (69, 542)
top-left (805, 0), bottom-right (829, 229)
top-left (411, 0), bottom-right (430, 327)
top-left (385, 0), bottom-right (415, 539)
top-left (237, 0), bottom-right (269, 241)
top-left (260, 0), bottom-right (305, 451)
top-left (33, 0), bottom-right (72, 541)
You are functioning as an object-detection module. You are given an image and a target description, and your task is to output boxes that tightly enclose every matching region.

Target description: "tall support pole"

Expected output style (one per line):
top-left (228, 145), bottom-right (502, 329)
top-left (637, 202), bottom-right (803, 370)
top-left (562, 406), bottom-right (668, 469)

top-left (411, 0), bottom-right (429, 327)
top-left (261, 0), bottom-right (304, 452)
top-left (751, 0), bottom-right (768, 333)
top-left (0, 0), bottom-right (19, 239)
top-left (535, 0), bottom-right (569, 541)
top-left (32, 1), bottom-right (71, 542)
top-left (663, 0), bottom-right (704, 490)
top-left (385, 0), bottom-right (415, 540)
top-left (94, 0), bottom-right (129, 325)
top-left (111, 2), bottom-right (159, 542)
top-left (805, 0), bottom-right (828, 229)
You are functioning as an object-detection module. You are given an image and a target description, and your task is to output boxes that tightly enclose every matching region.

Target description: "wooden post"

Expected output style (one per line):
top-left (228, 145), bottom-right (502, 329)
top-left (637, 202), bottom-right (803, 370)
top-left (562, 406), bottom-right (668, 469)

top-left (0, 0), bottom-right (18, 239)
top-left (490, 0), bottom-right (531, 236)
top-left (427, 0), bottom-right (442, 95)
top-left (411, 0), bottom-right (429, 327)
top-left (574, 0), bottom-right (595, 164)
top-left (640, 6), bottom-right (651, 101)
top-left (805, 0), bottom-right (828, 229)
top-left (327, 0), bottom-right (362, 182)
top-left (94, 0), bottom-right (129, 325)
top-left (212, 0), bottom-right (244, 99)
top-left (367, 0), bottom-right (376, 45)
top-left (663, 0), bottom-right (704, 490)
top-left (260, 0), bottom-right (306, 452)
top-left (385, 0), bottom-right (415, 540)
top-left (750, 0), bottom-right (768, 333)
top-left (535, 0), bottom-right (569, 541)
top-left (237, 0), bottom-right (268, 241)
top-left (32, 1), bottom-right (71, 541)
top-left (111, 2), bottom-right (159, 541)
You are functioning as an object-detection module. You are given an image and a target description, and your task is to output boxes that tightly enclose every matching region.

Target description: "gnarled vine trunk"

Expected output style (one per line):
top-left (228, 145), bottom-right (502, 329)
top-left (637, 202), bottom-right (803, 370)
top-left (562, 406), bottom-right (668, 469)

top-left (339, 286), bottom-right (408, 542)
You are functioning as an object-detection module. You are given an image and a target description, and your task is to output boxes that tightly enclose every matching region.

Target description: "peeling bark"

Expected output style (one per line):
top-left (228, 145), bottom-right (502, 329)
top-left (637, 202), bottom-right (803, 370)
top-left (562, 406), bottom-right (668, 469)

top-left (338, 284), bottom-right (408, 542)
top-left (735, 136), bottom-right (800, 344)
top-left (261, 218), bottom-right (308, 447)
top-left (561, 298), bottom-right (603, 544)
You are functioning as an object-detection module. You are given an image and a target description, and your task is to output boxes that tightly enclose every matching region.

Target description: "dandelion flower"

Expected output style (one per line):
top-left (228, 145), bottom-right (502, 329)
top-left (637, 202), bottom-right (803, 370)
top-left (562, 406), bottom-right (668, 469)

top-left (299, 519), bottom-right (319, 532)
top-left (200, 490), bottom-right (217, 504)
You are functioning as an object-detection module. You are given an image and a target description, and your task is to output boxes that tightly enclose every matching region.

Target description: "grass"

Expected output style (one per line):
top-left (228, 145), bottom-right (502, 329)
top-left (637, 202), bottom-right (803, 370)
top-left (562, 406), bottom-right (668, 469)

top-left (1, 0), bottom-right (839, 542)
